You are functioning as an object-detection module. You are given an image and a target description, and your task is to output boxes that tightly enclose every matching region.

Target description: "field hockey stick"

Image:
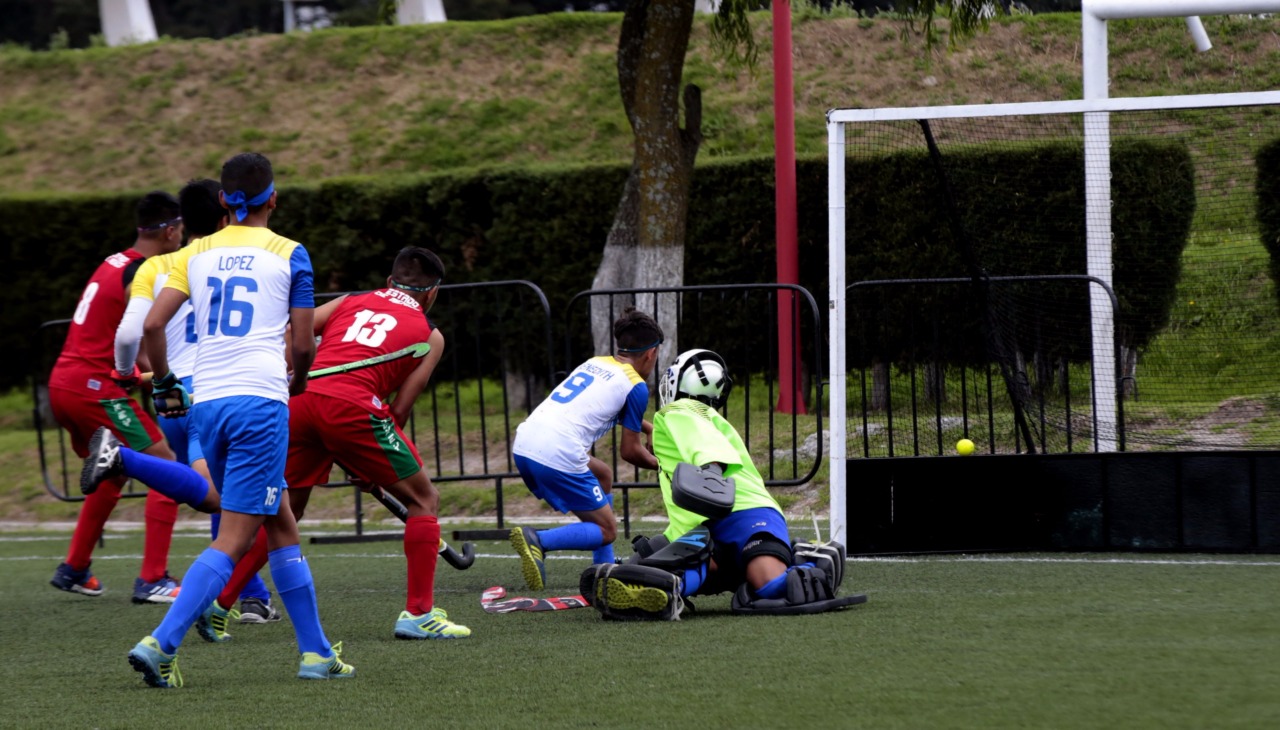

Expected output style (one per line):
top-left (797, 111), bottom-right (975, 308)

top-left (307, 341), bottom-right (432, 379)
top-left (480, 586), bottom-right (589, 613)
top-left (363, 482), bottom-right (476, 570)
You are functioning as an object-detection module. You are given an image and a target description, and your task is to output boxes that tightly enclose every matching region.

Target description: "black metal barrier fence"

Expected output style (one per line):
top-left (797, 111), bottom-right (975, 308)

top-left (35, 281), bottom-right (824, 541)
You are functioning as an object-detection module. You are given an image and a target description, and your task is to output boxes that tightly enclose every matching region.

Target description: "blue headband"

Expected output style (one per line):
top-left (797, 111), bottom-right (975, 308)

top-left (224, 182), bottom-right (275, 222)
top-left (617, 338), bottom-right (662, 354)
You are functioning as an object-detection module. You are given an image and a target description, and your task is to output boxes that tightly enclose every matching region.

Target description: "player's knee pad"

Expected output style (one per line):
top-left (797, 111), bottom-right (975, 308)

top-left (628, 533), bottom-right (670, 564)
top-left (792, 540), bottom-right (847, 591)
top-left (741, 533), bottom-right (793, 567)
top-left (579, 563), bottom-right (683, 621)
top-left (637, 525), bottom-right (713, 574)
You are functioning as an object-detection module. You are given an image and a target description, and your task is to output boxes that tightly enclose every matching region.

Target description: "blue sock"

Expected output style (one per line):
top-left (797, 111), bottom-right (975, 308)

top-left (680, 563), bottom-right (707, 597)
top-left (152, 547), bottom-right (233, 654)
top-left (210, 512), bottom-right (220, 539)
top-left (120, 448), bottom-right (208, 507)
top-left (269, 544), bottom-right (331, 657)
top-left (592, 542), bottom-right (615, 565)
top-left (757, 570), bottom-right (790, 600)
top-left (241, 574), bottom-right (271, 602)
top-left (539, 522), bottom-right (605, 552)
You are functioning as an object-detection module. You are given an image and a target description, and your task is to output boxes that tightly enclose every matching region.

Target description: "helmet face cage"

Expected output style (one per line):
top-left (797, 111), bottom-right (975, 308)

top-left (660, 349), bottom-right (732, 409)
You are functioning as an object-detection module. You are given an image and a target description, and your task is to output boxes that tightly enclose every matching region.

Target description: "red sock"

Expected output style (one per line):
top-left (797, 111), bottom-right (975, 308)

top-left (140, 491), bottom-right (179, 582)
top-left (65, 476), bottom-right (124, 569)
top-left (405, 515), bottom-right (440, 615)
top-left (218, 527), bottom-right (269, 610)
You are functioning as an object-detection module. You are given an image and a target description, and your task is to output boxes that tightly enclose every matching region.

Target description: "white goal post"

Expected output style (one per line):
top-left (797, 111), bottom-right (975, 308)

top-left (826, 2), bottom-right (1280, 546)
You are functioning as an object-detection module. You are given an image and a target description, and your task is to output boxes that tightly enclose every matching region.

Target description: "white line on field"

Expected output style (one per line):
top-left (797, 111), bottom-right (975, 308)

top-left (4, 552), bottom-right (1280, 566)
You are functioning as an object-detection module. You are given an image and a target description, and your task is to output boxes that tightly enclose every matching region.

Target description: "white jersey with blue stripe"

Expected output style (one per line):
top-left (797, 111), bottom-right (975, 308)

top-left (163, 226), bottom-right (314, 405)
top-left (513, 356), bottom-right (649, 473)
top-left (130, 253), bottom-right (198, 379)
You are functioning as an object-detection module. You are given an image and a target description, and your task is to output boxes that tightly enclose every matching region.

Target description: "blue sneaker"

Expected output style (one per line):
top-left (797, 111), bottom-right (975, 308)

top-left (128, 636), bottom-right (183, 688)
top-left (509, 526), bottom-right (546, 591)
top-left (132, 574), bottom-right (180, 604)
top-left (394, 608), bottom-right (472, 640)
top-left (80, 426), bottom-right (123, 496)
top-left (196, 601), bottom-right (239, 642)
top-left (50, 562), bottom-right (104, 597)
top-left (298, 641), bottom-right (355, 680)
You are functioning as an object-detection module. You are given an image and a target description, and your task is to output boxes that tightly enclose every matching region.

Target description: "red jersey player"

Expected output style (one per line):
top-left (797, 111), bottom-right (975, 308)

top-left (49, 191), bottom-right (187, 602)
top-left (198, 246), bottom-right (470, 642)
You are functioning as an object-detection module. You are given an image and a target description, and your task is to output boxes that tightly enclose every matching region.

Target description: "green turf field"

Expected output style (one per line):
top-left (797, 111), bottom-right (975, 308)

top-left (3, 526), bottom-right (1278, 729)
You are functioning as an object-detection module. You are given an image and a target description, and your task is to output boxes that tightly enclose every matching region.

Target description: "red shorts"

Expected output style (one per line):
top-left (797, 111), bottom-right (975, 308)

top-left (285, 391), bottom-right (423, 490)
top-left (48, 379), bottom-right (163, 458)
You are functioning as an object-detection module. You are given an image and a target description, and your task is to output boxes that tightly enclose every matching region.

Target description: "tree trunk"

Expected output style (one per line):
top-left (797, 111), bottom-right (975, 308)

top-left (592, 0), bottom-right (702, 374)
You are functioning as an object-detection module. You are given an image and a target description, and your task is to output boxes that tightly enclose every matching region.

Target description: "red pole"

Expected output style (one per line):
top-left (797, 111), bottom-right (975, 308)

top-left (772, 0), bottom-right (805, 414)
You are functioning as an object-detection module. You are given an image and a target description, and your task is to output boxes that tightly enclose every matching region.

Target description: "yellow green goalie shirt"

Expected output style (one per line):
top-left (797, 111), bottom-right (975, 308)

top-left (651, 399), bottom-right (782, 541)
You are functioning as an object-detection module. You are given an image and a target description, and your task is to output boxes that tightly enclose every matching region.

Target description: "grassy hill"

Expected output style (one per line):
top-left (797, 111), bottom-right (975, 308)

top-left (2, 11), bottom-right (1280, 195)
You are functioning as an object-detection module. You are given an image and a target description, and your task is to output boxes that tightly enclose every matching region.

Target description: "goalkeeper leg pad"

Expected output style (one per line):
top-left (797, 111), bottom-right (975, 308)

top-left (637, 526), bottom-right (713, 573)
top-left (579, 563), bottom-right (683, 621)
top-left (730, 566), bottom-right (867, 616)
top-left (792, 540), bottom-right (847, 591)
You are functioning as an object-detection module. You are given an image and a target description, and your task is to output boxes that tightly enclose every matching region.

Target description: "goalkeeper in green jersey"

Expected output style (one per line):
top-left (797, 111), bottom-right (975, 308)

top-left (580, 349), bottom-right (861, 620)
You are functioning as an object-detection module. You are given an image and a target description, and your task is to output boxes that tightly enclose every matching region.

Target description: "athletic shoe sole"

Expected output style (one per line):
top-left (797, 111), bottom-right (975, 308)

top-left (80, 427), bottom-right (120, 496)
top-left (509, 527), bottom-right (545, 591)
top-left (603, 578), bottom-right (669, 613)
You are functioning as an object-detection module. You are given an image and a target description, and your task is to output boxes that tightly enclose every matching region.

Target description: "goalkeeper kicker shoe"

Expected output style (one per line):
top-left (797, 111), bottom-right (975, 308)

top-left (80, 427), bottom-right (124, 496)
top-left (509, 526), bottom-right (546, 591)
top-left (239, 596), bottom-right (281, 623)
top-left (132, 574), bottom-right (181, 604)
top-left (298, 641), bottom-right (355, 680)
top-left (394, 608), bottom-right (472, 640)
top-left (128, 636), bottom-right (183, 688)
top-left (196, 601), bottom-right (239, 642)
top-left (50, 561), bottom-right (104, 596)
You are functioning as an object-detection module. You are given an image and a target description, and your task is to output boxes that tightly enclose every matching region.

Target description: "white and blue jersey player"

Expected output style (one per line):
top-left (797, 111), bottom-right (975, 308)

top-left (508, 307), bottom-right (664, 591)
top-left (127, 153), bottom-right (353, 689)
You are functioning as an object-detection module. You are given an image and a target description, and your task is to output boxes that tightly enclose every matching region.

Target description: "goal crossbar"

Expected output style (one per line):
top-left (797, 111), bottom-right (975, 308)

top-left (828, 90), bottom-right (1280, 124)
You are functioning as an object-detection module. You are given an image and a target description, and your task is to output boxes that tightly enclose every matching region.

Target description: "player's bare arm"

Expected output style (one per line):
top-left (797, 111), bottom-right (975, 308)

top-left (142, 287), bottom-right (187, 380)
top-left (620, 425), bottom-right (659, 471)
top-left (311, 294), bottom-right (347, 333)
top-left (390, 328), bottom-right (445, 427)
top-left (288, 306), bottom-right (316, 397)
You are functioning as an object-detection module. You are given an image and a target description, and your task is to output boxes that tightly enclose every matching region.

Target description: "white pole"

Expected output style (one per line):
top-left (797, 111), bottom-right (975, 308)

top-left (827, 118), bottom-right (848, 546)
top-left (97, 0), bottom-right (158, 47)
top-left (1081, 3), bottom-right (1119, 452)
top-left (1186, 17), bottom-right (1213, 52)
top-left (397, 0), bottom-right (448, 24)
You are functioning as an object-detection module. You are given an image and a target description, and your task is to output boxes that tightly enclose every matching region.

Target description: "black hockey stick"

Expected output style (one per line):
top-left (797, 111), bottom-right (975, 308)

top-left (364, 483), bottom-right (476, 570)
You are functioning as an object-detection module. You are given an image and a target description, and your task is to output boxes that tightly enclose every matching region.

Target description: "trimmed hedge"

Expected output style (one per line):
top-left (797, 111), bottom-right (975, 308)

top-left (1, 145), bottom-right (1194, 390)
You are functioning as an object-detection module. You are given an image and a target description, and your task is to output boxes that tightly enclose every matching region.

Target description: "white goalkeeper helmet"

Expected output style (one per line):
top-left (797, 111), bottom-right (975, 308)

top-left (660, 349), bottom-right (732, 409)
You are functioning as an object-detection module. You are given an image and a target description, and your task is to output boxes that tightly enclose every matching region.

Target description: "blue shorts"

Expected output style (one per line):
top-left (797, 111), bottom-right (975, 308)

top-left (193, 395), bottom-right (288, 515)
top-left (514, 454), bottom-right (607, 513)
top-left (157, 376), bottom-right (204, 465)
top-left (710, 507), bottom-right (792, 576)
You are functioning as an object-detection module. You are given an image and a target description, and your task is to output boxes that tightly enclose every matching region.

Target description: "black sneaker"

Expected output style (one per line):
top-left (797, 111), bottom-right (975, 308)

top-left (80, 427), bottom-right (124, 495)
top-left (239, 596), bottom-right (281, 623)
